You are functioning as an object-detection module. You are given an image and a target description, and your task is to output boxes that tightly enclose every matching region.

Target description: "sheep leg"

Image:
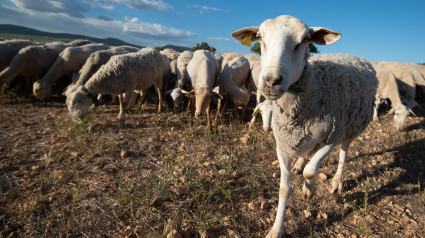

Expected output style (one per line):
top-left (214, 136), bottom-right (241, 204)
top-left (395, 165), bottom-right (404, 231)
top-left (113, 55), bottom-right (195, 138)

top-left (138, 89), bottom-right (148, 111)
top-left (206, 104), bottom-right (212, 131)
top-left (302, 143), bottom-right (335, 200)
top-left (212, 98), bottom-right (222, 127)
top-left (330, 140), bottom-right (352, 194)
top-left (291, 157), bottom-right (306, 174)
top-left (373, 96), bottom-right (381, 121)
top-left (267, 146), bottom-right (291, 238)
top-left (156, 86), bottom-right (163, 113)
top-left (117, 94), bottom-right (126, 122)
top-left (249, 93), bottom-right (262, 129)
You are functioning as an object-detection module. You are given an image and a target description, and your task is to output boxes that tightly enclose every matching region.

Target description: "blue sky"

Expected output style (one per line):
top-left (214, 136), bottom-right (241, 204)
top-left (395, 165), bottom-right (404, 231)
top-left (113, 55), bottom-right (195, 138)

top-left (0, 0), bottom-right (424, 63)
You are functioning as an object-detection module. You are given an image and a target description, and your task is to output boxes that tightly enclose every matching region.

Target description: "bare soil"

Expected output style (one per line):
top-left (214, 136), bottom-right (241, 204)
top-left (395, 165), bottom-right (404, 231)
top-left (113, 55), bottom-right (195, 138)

top-left (1, 95), bottom-right (424, 238)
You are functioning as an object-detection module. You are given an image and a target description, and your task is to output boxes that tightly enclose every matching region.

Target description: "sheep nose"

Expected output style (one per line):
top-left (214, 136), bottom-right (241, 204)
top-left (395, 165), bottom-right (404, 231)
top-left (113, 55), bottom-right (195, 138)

top-left (264, 75), bottom-right (283, 87)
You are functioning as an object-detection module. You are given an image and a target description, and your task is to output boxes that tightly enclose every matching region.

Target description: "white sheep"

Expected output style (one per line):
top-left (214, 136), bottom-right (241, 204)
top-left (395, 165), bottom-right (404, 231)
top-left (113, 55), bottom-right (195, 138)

top-left (0, 42), bottom-right (69, 94)
top-left (0, 39), bottom-right (42, 72)
top-left (377, 61), bottom-right (419, 109)
top-left (372, 63), bottom-right (412, 130)
top-left (220, 52), bottom-right (242, 71)
top-left (66, 47), bottom-right (170, 121)
top-left (185, 50), bottom-right (222, 129)
top-left (213, 55), bottom-right (250, 126)
top-left (64, 46), bottom-right (140, 97)
top-left (33, 43), bottom-right (110, 100)
top-left (231, 15), bottom-right (378, 237)
top-left (166, 50), bottom-right (193, 108)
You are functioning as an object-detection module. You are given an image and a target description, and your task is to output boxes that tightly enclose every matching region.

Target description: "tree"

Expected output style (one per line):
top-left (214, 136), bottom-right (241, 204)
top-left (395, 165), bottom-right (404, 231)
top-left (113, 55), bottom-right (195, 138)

top-left (191, 42), bottom-right (216, 53)
top-left (154, 47), bottom-right (164, 51)
top-left (249, 42), bottom-right (319, 55)
top-left (250, 42), bottom-right (261, 54)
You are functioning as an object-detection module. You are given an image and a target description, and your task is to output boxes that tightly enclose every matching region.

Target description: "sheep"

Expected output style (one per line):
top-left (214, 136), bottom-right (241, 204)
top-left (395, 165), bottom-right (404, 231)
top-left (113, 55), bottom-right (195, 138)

top-left (213, 55), bottom-right (250, 126)
top-left (64, 46), bottom-right (139, 97)
top-left (66, 48), bottom-right (170, 121)
top-left (400, 62), bottom-right (425, 101)
top-left (166, 50), bottom-right (193, 108)
top-left (0, 39), bottom-right (42, 72)
top-left (185, 50), bottom-right (222, 129)
top-left (68, 39), bottom-right (94, 46)
top-left (231, 15), bottom-right (378, 237)
top-left (376, 61), bottom-right (419, 109)
top-left (33, 43), bottom-right (110, 100)
top-left (0, 42), bottom-right (69, 95)
top-left (372, 63), bottom-right (412, 130)
top-left (220, 52), bottom-right (242, 71)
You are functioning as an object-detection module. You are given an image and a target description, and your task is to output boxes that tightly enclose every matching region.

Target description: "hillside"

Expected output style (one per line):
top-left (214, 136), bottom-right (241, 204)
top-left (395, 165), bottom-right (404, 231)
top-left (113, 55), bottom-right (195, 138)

top-left (0, 24), bottom-right (190, 52)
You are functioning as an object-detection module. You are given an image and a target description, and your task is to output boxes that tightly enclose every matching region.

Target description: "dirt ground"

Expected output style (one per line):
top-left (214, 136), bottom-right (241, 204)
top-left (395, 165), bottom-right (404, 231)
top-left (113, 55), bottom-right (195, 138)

top-left (1, 94), bottom-right (424, 238)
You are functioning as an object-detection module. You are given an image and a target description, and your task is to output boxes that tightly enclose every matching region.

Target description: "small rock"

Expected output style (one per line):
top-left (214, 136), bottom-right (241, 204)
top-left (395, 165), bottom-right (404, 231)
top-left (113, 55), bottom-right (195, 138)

top-left (318, 173), bottom-right (327, 180)
top-left (303, 210), bottom-right (312, 218)
top-left (272, 160), bottom-right (279, 166)
top-left (199, 229), bottom-right (208, 238)
top-left (273, 172), bottom-right (279, 179)
top-left (248, 202), bottom-right (256, 210)
top-left (261, 201), bottom-right (269, 210)
top-left (371, 159), bottom-right (377, 166)
top-left (218, 169), bottom-right (226, 175)
top-left (120, 149), bottom-right (128, 158)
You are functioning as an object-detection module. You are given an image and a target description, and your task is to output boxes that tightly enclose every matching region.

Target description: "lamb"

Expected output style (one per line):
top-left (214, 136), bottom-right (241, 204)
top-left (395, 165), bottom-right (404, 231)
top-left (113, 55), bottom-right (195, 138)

top-left (66, 48), bottom-right (170, 121)
top-left (0, 42), bottom-right (69, 94)
top-left (0, 39), bottom-right (42, 71)
top-left (372, 63), bottom-right (412, 130)
top-left (33, 43), bottom-right (110, 100)
top-left (166, 50), bottom-right (193, 108)
top-left (231, 15), bottom-right (378, 237)
top-left (185, 50), bottom-right (222, 129)
top-left (213, 55), bottom-right (251, 126)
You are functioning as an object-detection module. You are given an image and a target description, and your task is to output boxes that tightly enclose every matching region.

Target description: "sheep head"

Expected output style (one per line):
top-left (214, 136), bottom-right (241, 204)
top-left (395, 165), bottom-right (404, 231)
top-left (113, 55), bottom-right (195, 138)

top-left (185, 87), bottom-right (222, 118)
top-left (389, 104), bottom-right (410, 131)
top-left (33, 80), bottom-right (52, 100)
top-left (66, 86), bottom-right (93, 118)
top-left (231, 15), bottom-right (341, 100)
top-left (252, 100), bottom-right (273, 131)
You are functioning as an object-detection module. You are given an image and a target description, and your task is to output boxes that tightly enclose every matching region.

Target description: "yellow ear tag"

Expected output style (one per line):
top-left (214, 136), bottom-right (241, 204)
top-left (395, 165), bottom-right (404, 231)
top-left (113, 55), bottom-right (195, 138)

top-left (241, 33), bottom-right (253, 47)
top-left (189, 94), bottom-right (195, 99)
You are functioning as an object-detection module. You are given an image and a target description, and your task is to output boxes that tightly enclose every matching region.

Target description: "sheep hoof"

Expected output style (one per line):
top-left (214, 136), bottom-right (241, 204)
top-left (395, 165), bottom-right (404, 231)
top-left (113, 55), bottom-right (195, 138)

top-left (302, 184), bottom-right (316, 200)
top-left (248, 121), bottom-right (255, 130)
top-left (330, 178), bottom-right (343, 194)
top-left (291, 167), bottom-right (303, 175)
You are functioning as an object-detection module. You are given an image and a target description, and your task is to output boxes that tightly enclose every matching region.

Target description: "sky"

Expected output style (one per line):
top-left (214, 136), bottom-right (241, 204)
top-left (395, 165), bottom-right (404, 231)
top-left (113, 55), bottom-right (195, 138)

top-left (0, 0), bottom-right (424, 63)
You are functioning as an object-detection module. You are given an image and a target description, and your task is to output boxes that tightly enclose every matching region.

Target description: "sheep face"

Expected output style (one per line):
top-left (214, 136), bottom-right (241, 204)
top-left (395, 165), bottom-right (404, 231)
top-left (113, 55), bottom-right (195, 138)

top-left (66, 86), bottom-right (92, 117)
top-left (33, 80), bottom-right (52, 100)
top-left (393, 104), bottom-right (409, 130)
top-left (233, 88), bottom-right (250, 106)
top-left (194, 87), bottom-right (213, 118)
top-left (231, 15), bottom-right (341, 101)
top-left (170, 88), bottom-right (184, 108)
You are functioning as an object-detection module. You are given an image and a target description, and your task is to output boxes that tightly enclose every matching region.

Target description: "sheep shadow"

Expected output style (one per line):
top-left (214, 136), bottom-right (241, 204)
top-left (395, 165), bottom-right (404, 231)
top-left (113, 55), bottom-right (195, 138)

top-left (288, 128), bottom-right (425, 236)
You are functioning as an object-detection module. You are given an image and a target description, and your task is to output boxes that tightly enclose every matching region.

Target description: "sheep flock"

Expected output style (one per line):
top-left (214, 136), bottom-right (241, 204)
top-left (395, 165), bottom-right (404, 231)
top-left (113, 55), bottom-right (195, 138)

top-left (1, 15), bottom-right (425, 237)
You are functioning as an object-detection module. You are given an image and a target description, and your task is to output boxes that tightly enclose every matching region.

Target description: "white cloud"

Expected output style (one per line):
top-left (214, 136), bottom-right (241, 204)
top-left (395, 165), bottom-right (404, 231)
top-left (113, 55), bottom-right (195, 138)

top-left (0, 4), bottom-right (195, 47)
top-left (11, 0), bottom-right (90, 17)
top-left (186, 4), bottom-right (226, 14)
top-left (112, 0), bottom-right (173, 11)
top-left (207, 37), bottom-right (229, 41)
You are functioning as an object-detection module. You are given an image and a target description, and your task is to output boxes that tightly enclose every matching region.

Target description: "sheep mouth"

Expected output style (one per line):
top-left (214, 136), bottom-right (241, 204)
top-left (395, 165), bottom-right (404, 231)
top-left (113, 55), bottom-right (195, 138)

top-left (262, 86), bottom-right (285, 100)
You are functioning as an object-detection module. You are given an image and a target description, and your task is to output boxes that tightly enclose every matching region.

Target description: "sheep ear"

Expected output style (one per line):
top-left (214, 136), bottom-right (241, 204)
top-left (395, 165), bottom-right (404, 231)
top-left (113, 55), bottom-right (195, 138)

top-left (309, 27), bottom-right (341, 45)
top-left (212, 91), bottom-right (223, 100)
top-left (231, 26), bottom-right (260, 47)
top-left (184, 90), bottom-right (195, 99)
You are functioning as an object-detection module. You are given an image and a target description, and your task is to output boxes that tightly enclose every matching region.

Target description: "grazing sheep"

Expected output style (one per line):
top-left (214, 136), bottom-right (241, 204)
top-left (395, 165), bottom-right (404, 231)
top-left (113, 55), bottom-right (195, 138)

top-left (68, 39), bottom-right (94, 46)
top-left (185, 50), bottom-right (222, 129)
top-left (166, 51), bottom-right (193, 108)
top-left (213, 55), bottom-right (250, 126)
top-left (231, 15), bottom-right (378, 237)
top-left (64, 46), bottom-right (139, 97)
top-left (33, 43), bottom-right (110, 100)
top-left (66, 48), bottom-right (170, 121)
top-left (251, 99), bottom-right (274, 131)
top-left (377, 61), bottom-right (419, 109)
top-left (0, 39), bottom-right (42, 71)
top-left (372, 63), bottom-right (412, 130)
top-left (0, 42), bottom-right (69, 94)
top-left (400, 62), bottom-right (425, 101)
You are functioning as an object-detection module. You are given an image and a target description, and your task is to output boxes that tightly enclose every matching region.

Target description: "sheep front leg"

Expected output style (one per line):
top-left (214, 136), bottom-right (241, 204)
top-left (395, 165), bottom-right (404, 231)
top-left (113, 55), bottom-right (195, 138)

top-left (117, 94), bottom-right (126, 122)
top-left (156, 86), bottom-right (163, 113)
top-left (206, 104), bottom-right (212, 131)
top-left (267, 146), bottom-right (291, 238)
top-left (330, 140), bottom-right (352, 194)
top-left (302, 143), bottom-right (335, 200)
top-left (373, 95), bottom-right (381, 121)
top-left (249, 93), bottom-right (262, 129)
top-left (212, 98), bottom-right (222, 127)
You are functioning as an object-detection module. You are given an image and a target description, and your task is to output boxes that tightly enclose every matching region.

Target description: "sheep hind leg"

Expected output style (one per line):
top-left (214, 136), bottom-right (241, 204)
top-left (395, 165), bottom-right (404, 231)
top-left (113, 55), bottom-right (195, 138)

top-left (266, 146), bottom-right (291, 238)
top-left (117, 94), bottom-right (126, 123)
top-left (291, 157), bottom-right (306, 174)
top-left (302, 143), bottom-right (335, 200)
top-left (330, 140), bottom-right (352, 194)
